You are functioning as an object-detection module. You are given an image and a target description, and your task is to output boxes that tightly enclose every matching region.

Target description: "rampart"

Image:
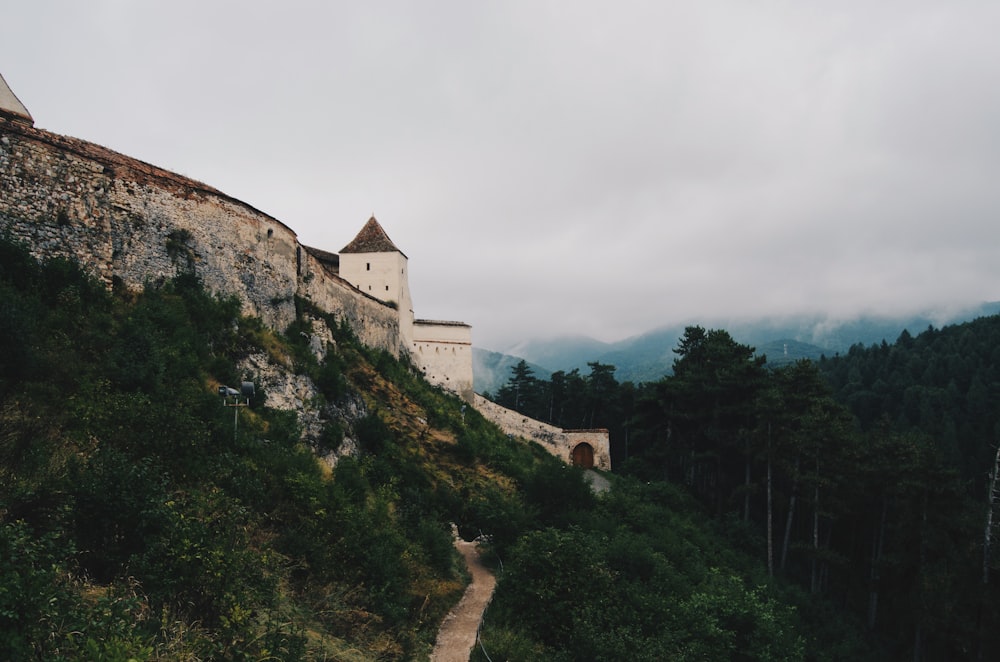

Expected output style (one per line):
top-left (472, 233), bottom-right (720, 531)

top-left (473, 394), bottom-right (611, 470)
top-left (1, 111), bottom-right (608, 470)
top-left (0, 117), bottom-right (400, 354)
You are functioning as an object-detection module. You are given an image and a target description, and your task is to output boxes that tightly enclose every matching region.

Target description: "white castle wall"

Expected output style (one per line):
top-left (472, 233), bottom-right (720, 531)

top-left (413, 320), bottom-right (474, 402)
top-left (339, 251), bottom-right (412, 314)
top-left (0, 116), bottom-right (473, 403)
top-left (338, 249), bottom-right (415, 358)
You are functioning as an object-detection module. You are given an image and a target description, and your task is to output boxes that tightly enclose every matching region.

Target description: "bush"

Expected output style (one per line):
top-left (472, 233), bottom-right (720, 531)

top-left (522, 460), bottom-right (595, 527)
top-left (0, 520), bottom-right (78, 659)
top-left (132, 488), bottom-right (275, 631)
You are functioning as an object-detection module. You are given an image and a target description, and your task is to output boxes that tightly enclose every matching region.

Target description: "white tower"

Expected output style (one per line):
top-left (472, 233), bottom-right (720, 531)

top-left (338, 216), bottom-right (414, 345)
top-left (338, 216), bottom-right (474, 402)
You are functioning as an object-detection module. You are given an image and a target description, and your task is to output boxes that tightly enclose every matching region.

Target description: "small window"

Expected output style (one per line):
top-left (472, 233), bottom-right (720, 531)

top-left (366, 263), bottom-right (370, 271)
top-left (385, 285), bottom-right (389, 291)
top-left (267, 228), bottom-right (274, 238)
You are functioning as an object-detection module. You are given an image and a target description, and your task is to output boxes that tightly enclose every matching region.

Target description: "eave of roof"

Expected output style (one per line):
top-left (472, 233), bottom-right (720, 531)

top-left (415, 319), bottom-right (471, 328)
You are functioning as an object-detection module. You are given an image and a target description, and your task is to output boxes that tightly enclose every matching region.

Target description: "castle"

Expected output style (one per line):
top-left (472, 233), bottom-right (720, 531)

top-left (0, 72), bottom-right (610, 470)
top-left (312, 215), bottom-right (475, 402)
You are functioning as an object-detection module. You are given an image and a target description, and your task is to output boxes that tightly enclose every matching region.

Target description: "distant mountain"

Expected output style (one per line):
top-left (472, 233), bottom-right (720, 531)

top-left (472, 347), bottom-right (552, 396)
top-left (474, 302), bottom-right (1000, 391)
top-left (501, 335), bottom-right (612, 373)
top-left (753, 338), bottom-right (829, 368)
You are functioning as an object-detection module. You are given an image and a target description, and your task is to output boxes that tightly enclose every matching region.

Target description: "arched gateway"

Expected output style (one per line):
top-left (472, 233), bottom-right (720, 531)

top-left (571, 443), bottom-right (595, 469)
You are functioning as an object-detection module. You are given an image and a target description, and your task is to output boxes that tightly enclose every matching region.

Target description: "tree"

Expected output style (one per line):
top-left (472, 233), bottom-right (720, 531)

top-left (668, 327), bottom-right (767, 513)
top-left (584, 361), bottom-right (618, 429)
top-left (495, 360), bottom-right (541, 417)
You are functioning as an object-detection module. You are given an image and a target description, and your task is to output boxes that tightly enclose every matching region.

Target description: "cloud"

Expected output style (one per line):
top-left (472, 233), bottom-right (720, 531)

top-left (3, 1), bottom-right (999, 350)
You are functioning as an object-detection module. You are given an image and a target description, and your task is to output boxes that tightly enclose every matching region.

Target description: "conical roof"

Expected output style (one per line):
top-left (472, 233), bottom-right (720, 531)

top-left (340, 216), bottom-right (406, 257)
top-left (0, 72), bottom-right (33, 124)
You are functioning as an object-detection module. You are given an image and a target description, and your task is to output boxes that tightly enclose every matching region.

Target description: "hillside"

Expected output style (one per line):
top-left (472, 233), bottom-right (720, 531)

top-left (0, 238), bottom-right (539, 659)
top-left (2, 96), bottom-right (873, 660)
top-left (0, 240), bottom-right (882, 660)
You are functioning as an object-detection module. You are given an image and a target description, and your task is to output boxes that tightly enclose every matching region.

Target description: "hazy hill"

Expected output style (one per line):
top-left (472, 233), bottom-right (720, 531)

top-left (472, 347), bottom-right (552, 396)
top-left (475, 303), bottom-right (1000, 389)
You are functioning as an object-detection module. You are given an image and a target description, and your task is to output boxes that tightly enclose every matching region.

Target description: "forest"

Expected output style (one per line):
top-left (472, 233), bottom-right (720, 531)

top-left (2, 232), bottom-right (998, 660)
top-left (484, 321), bottom-right (1000, 660)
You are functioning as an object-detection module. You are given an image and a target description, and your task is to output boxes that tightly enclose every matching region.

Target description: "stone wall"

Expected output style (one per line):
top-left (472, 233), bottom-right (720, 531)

top-left (297, 255), bottom-right (402, 354)
top-left (473, 394), bottom-right (612, 470)
top-left (1, 115), bottom-right (608, 470)
top-left (0, 117), bottom-right (400, 355)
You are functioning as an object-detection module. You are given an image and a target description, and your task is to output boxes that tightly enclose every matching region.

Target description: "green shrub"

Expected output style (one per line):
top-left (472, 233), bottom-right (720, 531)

top-left (132, 488), bottom-right (275, 630)
top-left (0, 520), bottom-right (78, 659)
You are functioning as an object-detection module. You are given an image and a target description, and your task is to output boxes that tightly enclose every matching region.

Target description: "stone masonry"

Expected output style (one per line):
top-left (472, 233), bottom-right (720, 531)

top-left (0, 116), bottom-right (400, 355)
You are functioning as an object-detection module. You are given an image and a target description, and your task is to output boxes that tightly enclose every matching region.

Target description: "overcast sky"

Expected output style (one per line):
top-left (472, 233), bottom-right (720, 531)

top-left (3, 1), bottom-right (999, 350)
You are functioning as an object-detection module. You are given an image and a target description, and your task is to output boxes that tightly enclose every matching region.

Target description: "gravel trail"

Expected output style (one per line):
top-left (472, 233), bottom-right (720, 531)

top-left (430, 534), bottom-right (496, 662)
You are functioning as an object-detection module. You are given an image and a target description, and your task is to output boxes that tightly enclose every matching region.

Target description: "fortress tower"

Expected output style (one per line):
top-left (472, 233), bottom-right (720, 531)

top-left (339, 216), bottom-right (415, 345)
top-left (337, 217), bottom-right (474, 402)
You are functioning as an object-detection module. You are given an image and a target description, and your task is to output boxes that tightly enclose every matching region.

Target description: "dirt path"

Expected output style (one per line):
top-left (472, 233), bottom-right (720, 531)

top-left (584, 469), bottom-right (611, 494)
top-left (430, 533), bottom-right (497, 662)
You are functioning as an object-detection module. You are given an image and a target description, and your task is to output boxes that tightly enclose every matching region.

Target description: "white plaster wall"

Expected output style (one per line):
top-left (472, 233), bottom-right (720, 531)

top-left (414, 321), bottom-right (470, 343)
top-left (0, 73), bottom-right (31, 121)
top-left (339, 250), bottom-right (413, 345)
top-left (413, 321), bottom-right (473, 402)
top-left (339, 252), bottom-right (411, 309)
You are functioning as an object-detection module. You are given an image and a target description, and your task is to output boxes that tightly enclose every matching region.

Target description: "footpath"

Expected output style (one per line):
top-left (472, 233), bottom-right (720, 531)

top-left (429, 532), bottom-right (497, 662)
top-left (430, 471), bottom-right (608, 661)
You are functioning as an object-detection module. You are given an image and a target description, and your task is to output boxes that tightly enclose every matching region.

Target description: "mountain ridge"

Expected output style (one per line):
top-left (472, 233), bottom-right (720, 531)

top-left (475, 302), bottom-right (1000, 390)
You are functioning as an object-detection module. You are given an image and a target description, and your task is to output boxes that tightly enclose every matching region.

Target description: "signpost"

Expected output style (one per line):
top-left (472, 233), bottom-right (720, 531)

top-left (219, 382), bottom-right (255, 440)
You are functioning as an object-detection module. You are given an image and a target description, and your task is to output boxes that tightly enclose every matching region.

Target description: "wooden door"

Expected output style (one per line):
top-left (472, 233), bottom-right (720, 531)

top-left (572, 443), bottom-right (594, 469)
